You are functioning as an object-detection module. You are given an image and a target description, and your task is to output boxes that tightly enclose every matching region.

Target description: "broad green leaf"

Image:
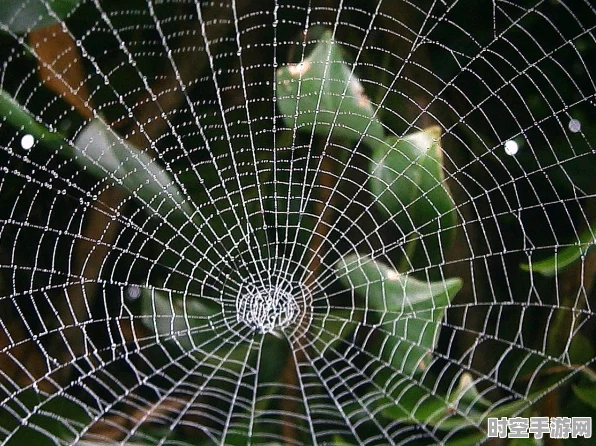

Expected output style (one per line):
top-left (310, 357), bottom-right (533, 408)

top-left (276, 30), bottom-right (384, 146)
top-left (74, 118), bottom-right (193, 223)
top-left (335, 254), bottom-right (461, 317)
top-left (1, 89), bottom-right (192, 224)
top-left (139, 288), bottom-right (252, 373)
top-left (384, 375), bottom-right (536, 432)
top-left (568, 332), bottom-right (596, 365)
top-left (520, 220), bottom-right (596, 276)
top-left (369, 127), bottom-right (457, 268)
top-left (0, 89), bottom-right (65, 151)
top-left (335, 253), bottom-right (462, 375)
top-left (0, 0), bottom-right (82, 34)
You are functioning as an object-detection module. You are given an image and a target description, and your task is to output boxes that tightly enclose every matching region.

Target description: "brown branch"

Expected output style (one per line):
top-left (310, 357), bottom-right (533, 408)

top-left (28, 24), bottom-right (94, 120)
top-left (306, 153), bottom-right (337, 285)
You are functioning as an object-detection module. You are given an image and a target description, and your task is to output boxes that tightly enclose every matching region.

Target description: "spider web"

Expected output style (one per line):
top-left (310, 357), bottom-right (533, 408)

top-left (0, 0), bottom-right (595, 445)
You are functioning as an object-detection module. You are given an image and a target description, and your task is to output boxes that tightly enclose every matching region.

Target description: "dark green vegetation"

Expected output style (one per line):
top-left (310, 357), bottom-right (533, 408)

top-left (0, 1), bottom-right (594, 445)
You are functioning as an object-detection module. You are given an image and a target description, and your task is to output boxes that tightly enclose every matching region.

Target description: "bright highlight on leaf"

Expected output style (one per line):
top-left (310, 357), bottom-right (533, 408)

top-left (74, 118), bottom-right (193, 223)
top-left (335, 253), bottom-right (462, 376)
top-left (369, 126), bottom-right (457, 268)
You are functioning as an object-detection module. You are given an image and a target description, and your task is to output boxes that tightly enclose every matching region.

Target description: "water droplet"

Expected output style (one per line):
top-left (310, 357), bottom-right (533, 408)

top-left (126, 286), bottom-right (141, 300)
top-left (504, 140), bottom-right (519, 156)
top-left (20, 134), bottom-right (34, 150)
top-left (568, 118), bottom-right (581, 133)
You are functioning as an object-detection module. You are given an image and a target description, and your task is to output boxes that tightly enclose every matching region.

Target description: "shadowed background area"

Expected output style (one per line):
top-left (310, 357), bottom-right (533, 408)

top-left (0, 1), bottom-right (595, 445)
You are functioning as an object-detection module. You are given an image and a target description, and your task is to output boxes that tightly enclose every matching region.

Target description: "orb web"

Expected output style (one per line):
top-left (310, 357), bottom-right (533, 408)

top-left (235, 282), bottom-right (298, 334)
top-left (0, 1), bottom-right (595, 445)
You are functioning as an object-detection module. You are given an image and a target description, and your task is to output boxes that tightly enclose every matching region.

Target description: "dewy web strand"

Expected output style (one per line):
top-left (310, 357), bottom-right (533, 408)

top-left (0, 1), bottom-right (595, 445)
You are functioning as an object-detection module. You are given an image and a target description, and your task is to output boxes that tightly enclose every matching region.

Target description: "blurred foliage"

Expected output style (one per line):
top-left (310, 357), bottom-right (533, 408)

top-left (0, 0), bottom-right (82, 33)
top-left (369, 127), bottom-right (457, 269)
top-left (521, 219), bottom-right (596, 277)
top-left (335, 253), bottom-right (461, 376)
top-left (0, 0), bottom-right (594, 445)
top-left (276, 30), bottom-right (384, 146)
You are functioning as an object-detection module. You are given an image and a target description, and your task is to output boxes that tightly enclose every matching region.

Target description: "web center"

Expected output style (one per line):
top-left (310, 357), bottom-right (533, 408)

top-left (236, 283), bottom-right (299, 334)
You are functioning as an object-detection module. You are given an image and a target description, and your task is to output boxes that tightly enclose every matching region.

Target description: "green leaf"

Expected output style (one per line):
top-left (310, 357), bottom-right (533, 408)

top-left (572, 381), bottom-right (596, 410)
top-left (0, 89), bottom-right (65, 151)
top-left (335, 253), bottom-right (462, 316)
top-left (139, 288), bottom-right (253, 373)
top-left (0, 0), bottom-right (82, 34)
top-left (568, 332), bottom-right (596, 365)
top-left (276, 30), bottom-right (384, 146)
top-left (369, 127), bottom-right (457, 268)
top-left (335, 253), bottom-right (462, 375)
top-left (383, 374), bottom-right (536, 432)
top-left (1, 89), bottom-right (192, 224)
top-left (520, 220), bottom-right (596, 276)
top-left (74, 118), bottom-right (193, 223)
